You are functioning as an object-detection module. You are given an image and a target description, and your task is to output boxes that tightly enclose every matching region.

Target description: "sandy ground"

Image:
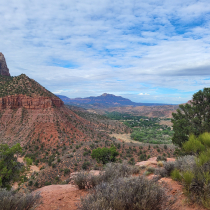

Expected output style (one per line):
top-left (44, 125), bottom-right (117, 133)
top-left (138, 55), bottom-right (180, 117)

top-left (110, 133), bottom-right (143, 144)
top-left (159, 120), bottom-right (173, 127)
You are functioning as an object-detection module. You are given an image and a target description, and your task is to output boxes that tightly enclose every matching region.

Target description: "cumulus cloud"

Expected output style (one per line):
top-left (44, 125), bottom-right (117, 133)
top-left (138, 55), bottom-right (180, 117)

top-left (0, 0), bottom-right (210, 103)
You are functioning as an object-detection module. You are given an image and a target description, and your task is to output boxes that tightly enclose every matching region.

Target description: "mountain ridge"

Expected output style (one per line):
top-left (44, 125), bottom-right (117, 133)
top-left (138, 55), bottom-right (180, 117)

top-left (56, 93), bottom-right (172, 108)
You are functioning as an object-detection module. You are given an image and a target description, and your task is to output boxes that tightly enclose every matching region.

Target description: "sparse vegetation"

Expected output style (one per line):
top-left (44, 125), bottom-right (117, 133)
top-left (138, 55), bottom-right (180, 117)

top-left (105, 112), bottom-right (173, 144)
top-left (0, 189), bottom-right (40, 210)
top-left (78, 175), bottom-right (167, 210)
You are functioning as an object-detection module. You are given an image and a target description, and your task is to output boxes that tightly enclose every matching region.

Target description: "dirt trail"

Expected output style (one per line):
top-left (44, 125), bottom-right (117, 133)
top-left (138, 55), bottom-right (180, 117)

top-left (12, 156), bottom-right (40, 190)
top-left (35, 184), bottom-right (87, 210)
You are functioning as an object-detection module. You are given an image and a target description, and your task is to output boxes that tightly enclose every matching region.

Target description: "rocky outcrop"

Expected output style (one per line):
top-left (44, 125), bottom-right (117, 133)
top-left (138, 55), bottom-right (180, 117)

top-left (0, 53), bottom-right (10, 76)
top-left (0, 94), bottom-right (64, 110)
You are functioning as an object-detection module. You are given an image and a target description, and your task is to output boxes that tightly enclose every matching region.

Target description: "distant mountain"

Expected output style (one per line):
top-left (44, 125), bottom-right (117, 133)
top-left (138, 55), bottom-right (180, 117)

top-left (56, 93), bottom-right (170, 108)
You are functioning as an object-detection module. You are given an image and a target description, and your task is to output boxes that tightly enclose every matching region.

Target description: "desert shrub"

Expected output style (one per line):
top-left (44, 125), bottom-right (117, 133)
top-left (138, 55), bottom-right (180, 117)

top-left (28, 180), bottom-right (33, 186)
top-left (128, 157), bottom-right (135, 165)
top-left (73, 171), bottom-right (90, 189)
top-left (34, 181), bottom-right (39, 187)
top-left (182, 134), bottom-right (205, 154)
top-left (64, 168), bottom-right (70, 176)
top-left (24, 157), bottom-right (33, 166)
top-left (147, 167), bottom-right (155, 173)
top-left (82, 162), bottom-right (90, 170)
top-left (198, 132), bottom-right (210, 147)
top-left (100, 162), bottom-right (139, 183)
top-left (154, 168), bottom-right (167, 177)
top-left (74, 162), bottom-right (140, 189)
top-left (175, 155), bottom-right (196, 171)
top-left (182, 171), bottom-right (194, 191)
top-left (157, 161), bottom-right (163, 167)
top-left (163, 161), bottom-right (175, 176)
top-left (44, 181), bottom-right (51, 186)
top-left (0, 189), bottom-right (40, 210)
top-left (156, 156), bottom-right (167, 162)
top-left (79, 176), bottom-right (167, 210)
top-left (196, 149), bottom-right (210, 167)
top-left (139, 154), bottom-right (147, 161)
top-left (171, 169), bottom-right (182, 181)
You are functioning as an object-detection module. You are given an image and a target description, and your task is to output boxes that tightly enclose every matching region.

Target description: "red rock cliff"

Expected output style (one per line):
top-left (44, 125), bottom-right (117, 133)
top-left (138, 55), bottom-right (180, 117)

top-left (0, 95), bottom-right (64, 110)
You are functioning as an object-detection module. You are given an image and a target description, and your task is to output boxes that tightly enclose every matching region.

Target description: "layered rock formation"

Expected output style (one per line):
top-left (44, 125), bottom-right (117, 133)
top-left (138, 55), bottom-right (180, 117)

top-left (0, 52), bottom-right (10, 76)
top-left (0, 94), bottom-right (63, 110)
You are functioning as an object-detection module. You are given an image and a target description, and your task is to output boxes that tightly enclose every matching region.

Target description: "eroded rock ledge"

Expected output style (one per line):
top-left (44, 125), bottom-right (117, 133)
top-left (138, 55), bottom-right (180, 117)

top-left (0, 94), bottom-right (64, 110)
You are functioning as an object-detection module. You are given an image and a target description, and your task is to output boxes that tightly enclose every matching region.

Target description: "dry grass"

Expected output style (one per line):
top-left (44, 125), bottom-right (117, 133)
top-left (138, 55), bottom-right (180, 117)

top-left (78, 176), bottom-right (167, 210)
top-left (0, 189), bottom-right (40, 210)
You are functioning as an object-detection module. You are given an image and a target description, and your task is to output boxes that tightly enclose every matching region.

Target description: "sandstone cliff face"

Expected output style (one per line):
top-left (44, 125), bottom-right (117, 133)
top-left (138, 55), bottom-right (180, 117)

top-left (0, 94), bottom-right (63, 110)
top-left (0, 53), bottom-right (10, 76)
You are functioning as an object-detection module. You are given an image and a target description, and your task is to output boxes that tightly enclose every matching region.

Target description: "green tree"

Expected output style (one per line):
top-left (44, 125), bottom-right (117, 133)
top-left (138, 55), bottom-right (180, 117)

top-left (172, 88), bottom-right (210, 147)
top-left (91, 146), bottom-right (119, 164)
top-left (0, 143), bottom-right (22, 189)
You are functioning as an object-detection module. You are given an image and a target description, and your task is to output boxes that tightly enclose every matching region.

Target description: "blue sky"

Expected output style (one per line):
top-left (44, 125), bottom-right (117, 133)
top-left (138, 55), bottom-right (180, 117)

top-left (1, 0), bottom-right (210, 104)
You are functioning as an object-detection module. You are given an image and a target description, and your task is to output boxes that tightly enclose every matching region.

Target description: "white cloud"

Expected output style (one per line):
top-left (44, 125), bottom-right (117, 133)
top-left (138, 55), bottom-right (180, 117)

top-left (0, 0), bottom-right (210, 103)
top-left (138, 93), bottom-right (150, 95)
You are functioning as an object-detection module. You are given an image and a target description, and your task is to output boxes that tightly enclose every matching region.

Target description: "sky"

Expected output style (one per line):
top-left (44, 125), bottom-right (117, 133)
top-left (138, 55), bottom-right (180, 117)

top-left (1, 0), bottom-right (210, 104)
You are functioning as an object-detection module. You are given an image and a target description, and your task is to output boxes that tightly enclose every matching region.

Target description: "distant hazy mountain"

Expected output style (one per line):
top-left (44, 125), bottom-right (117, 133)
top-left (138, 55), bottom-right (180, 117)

top-left (56, 93), bottom-right (169, 107)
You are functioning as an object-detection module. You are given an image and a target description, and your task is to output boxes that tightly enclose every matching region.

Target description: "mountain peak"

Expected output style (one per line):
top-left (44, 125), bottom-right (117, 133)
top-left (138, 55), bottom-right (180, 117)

top-left (0, 52), bottom-right (10, 76)
top-left (101, 93), bottom-right (113, 97)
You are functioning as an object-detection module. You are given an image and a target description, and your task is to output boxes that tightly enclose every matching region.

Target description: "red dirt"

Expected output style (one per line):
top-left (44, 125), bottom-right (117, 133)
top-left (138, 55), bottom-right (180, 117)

top-left (160, 177), bottom-right (206, 210)
top-left (35, 184), bottom-right (87, 210)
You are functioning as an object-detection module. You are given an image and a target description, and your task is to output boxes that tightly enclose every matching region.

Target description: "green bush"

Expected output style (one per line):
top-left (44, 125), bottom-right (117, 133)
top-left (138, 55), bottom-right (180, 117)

top-left (196, 149), bottom-right (210, 166)
top-left (198, 132), bottom-right (210, 147)
top-left (24, 157), bottom-right (33, 166)
top-left (91, 146), bottom-right (119, 164)
top-left (64, 168), bottom-right (70, 176)
top-left (182, 171), bottom-right (194, 191)
top-left (0, 143), bottom-right (22, 189)
top-left (171, 169), bottom-right (182, 182)
top-left (28, 180), bottom-right (33, 186)
top-left (82, 162), bottom-right (90, 170)
top-left (44, 181), bottom-right (51, 186)
top-left (156, 156), bottom-right (167, 162)
top-left (182, 134), bottom-right (205, 154)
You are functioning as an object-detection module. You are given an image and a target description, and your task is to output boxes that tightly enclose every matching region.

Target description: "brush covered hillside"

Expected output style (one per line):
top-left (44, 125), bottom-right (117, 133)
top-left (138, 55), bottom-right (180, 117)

top-left (0, 73), bottom-right (139, 190)
top-left (91, 104), bottom-right (179, 118)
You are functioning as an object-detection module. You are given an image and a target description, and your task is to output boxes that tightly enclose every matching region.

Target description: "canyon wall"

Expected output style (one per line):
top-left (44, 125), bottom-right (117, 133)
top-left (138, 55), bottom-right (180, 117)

top-left (0, 95), bottom-right (64, 110)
